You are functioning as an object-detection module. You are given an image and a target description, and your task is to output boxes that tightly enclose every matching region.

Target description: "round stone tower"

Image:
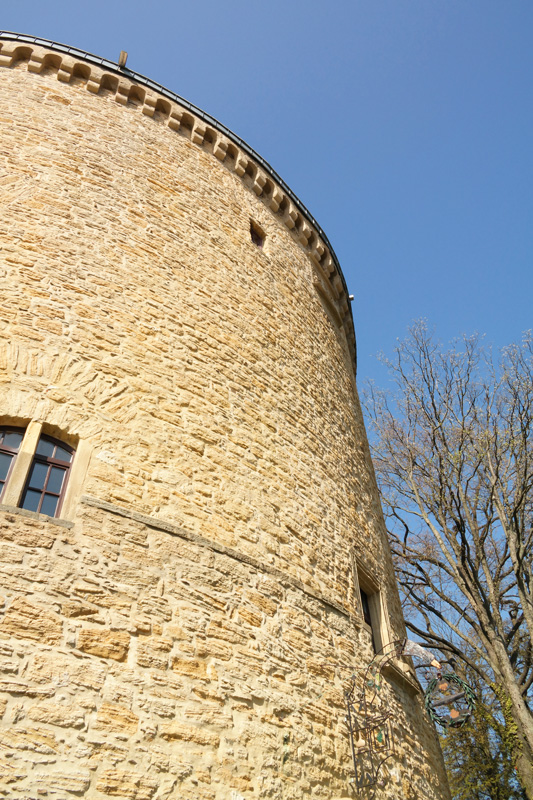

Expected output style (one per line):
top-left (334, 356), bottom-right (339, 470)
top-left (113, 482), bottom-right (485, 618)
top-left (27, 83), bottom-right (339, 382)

top-left (0, 34), bottom-right (450, 800)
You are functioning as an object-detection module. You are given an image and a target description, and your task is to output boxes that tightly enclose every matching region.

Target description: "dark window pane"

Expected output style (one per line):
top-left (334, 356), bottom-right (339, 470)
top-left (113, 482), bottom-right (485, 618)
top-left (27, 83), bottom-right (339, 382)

top-left (47, 466), bottom-right (65, 494)
top-left (28, 462), bottom-right (48, 490)
top-left (40, 494), bottom-right (59, 517)
top-left (0, 452), bottom-right (13, 482)
top-left (3, 432), bottom-right (23, 449)
top-left (360, 589), bottom-right (372, 627)
top-left (22, 489), bottom-right (41, 512)
top-left (54, 445), bottom-right (73, 463)
top-left (36, 439), bottom-right (55, 458)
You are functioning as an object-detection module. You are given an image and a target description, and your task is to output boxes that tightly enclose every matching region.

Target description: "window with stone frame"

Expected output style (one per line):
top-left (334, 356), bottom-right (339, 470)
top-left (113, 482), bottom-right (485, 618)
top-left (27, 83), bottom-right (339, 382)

top-left (352, 555), bottom-right (389, 656)
top-left (0, 424), bottom-right (78, 519)
top-left (19, 436), bottom-right (75, 518)
top-left (250, 220), bottom-right (265, 247)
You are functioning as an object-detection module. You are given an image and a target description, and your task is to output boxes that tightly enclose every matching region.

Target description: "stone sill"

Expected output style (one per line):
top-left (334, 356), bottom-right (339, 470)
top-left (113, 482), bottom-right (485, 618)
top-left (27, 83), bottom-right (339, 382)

top-left (383, 659), bottom-right (421, 695)
top-left (0, 503), bottom-right (73, 529)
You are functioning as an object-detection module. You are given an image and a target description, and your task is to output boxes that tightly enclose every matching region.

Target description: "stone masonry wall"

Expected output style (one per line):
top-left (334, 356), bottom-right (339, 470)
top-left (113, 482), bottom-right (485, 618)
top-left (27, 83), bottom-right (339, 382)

top-left (0, 42), bottom-right (450, 799)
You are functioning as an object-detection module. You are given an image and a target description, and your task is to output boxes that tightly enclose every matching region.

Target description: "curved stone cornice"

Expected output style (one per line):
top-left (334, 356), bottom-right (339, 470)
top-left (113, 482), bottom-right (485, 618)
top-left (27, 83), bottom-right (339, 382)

top-left (0, 32), bottom-right (357, 374)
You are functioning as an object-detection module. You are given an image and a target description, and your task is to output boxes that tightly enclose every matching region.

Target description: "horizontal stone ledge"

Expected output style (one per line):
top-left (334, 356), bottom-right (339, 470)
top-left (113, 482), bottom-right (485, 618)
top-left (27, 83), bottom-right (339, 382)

top-left (0, 503), bottom-right (74, 529)
top-left (80, 495), bottom-right (353, 622)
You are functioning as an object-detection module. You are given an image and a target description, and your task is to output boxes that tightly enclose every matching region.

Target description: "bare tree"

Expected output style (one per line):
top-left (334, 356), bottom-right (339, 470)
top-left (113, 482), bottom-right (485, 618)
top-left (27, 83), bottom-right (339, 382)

top-left (364, 324), bottom-right (533, 798)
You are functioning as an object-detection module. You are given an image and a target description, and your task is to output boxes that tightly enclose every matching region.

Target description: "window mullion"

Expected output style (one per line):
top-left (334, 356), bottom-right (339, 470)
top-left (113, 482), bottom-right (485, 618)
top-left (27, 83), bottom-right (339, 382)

top-left (38, 461), bottom-right (54, 512)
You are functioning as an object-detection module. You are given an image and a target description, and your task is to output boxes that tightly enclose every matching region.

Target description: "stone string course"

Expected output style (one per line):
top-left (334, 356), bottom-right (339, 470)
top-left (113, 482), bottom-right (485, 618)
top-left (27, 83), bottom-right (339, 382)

top-left (0, 39), bottom-right (450, 799)
top-left (80, 496), bottom-right (351, 619)
top-left (0, 506), bottom-right (445, 800)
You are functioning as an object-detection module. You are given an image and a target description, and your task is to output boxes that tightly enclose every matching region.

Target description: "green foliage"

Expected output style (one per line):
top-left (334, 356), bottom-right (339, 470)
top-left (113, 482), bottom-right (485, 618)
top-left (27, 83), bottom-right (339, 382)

top-left (492, 683), bottom-right (523, 767)
top-left (439, 677), bottom-right (526, 800)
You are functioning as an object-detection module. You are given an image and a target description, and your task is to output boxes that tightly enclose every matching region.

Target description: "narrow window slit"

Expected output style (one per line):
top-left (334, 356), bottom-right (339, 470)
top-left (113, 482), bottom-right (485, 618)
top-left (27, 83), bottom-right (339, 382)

top-left (250, 221), bottom-right (265, 248)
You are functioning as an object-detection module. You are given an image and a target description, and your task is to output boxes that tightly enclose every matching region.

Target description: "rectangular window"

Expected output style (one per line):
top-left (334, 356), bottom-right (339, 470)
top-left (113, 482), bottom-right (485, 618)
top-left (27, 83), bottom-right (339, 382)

top-left (250, 221), bottom-right (265, 247)
top-left (353, 556), bottom-right (389, 655)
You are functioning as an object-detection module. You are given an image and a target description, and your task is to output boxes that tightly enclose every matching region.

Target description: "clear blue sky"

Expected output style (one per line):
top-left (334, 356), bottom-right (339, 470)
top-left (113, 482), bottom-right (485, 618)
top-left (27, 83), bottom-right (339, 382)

top-left (3, 1), bottom-right (532, 383)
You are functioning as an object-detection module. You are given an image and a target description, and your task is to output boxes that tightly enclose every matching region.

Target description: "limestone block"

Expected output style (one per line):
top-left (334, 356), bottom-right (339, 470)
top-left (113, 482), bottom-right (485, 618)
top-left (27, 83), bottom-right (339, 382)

top-left (33, 771), bottom-right (91, 794)
top-left (26, 651), bottom-right (106, 690)
top-left (191, 123), bottom-right (207, 145)
top-left (298, 220), bottom-right (313, 246)
top-left (0, 656), bottom-right (18, 673)
top-left (0, 544), bottom-right (23, 563)
top-left (168, 109), bottom-right (183, 131)
top-left (77, 628), bottom-right (130, 662)
top-left (237, 607), bottom-right (262, 627)
top-left (0, 517), bottom-right (55, 548)
top-left (171, 657), bottom-right (207, 678)
top-left (234, 153), bottom-right (248, 177)
top-left (0, 597), bottom-right (62, 645)
top-left (0, 724), bottom-right (59, 756)
top-left (204, 638), bottom-right (232, 661)
top-left (137, 636), bottom-right (172, 669)
top-left (245, 590), bottom-right (277, 616)
top-left (61, 600), bottom-right (100, 618)
top-left (213, 137), bottom-right (228, 161)
top-left (96, 769), bottom-right (158, 799)
top-left (205, 618), bottom-right (248, 645)
top-left (141, 95), bottom-right (157, 117)
top-left (95, 702), bottom-right (139, 734)
top-left (27, 53), bottom-right (44, 73)
top-left (27, 701), bottom-right (85, 728)
top-left (268, 186), bottom-right (284, 212)
top-left (252, 172), bottom-right (267, 196)
top-left (159, 722), bottom-right (220, 747)
top-left (283, 203), bottom-right (299, 230)
top-left (0, 680), bottom-right (55, 698)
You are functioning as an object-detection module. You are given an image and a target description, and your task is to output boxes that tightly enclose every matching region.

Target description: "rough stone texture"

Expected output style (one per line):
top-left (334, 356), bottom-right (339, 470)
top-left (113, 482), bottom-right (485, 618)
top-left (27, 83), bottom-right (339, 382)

top-left (0, 40), bottom-right (451, 799)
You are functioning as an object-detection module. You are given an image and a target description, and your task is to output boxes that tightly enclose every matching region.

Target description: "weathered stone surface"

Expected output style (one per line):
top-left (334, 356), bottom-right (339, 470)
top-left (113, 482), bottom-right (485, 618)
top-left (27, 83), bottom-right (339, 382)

top-left (34, 771), bottom-right (91, 794)
top-left (77, 629), bottom-right (130, 662)
top-left (159, 722), bottom-right (220, 747)
top-left (170, 657), bottom-right (208, 679)
top-left (0, 515), bottom-right (56, 548)
top-left (136, 637), bottom-right (172, 670)
top-left (27, 701), bottom-right (85, 728)
top-left (0, 598), bottom-right (62, 645)
top-left (96, 769), bottom-right (158, 799)
top-left (0, 680), bottom-right (55, 698)
top-left (0, 725), bottom-right (60, 756)
top-left (25, 651), bottom-right (107, 690)
top-left (95, 702), bottom-right (138, 734)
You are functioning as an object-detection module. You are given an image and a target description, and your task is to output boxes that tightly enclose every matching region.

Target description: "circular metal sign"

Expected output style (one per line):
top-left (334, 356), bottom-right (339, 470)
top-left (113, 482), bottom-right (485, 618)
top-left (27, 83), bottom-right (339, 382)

top-left (424, 673), bottom-right (476, 728)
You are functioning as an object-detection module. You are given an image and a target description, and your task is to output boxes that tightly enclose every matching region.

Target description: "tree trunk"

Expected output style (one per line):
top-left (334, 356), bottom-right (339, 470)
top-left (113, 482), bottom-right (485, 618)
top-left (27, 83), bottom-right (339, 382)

top-left (515, 749), bottom-right (533, 800)
top-left (494, 662), bottom-right (533, 799)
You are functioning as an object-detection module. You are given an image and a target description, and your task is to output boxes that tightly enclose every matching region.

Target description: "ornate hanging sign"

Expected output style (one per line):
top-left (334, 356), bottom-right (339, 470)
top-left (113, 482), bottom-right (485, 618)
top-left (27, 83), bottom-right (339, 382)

top-left (344, 639), bottom-right (476, 797)
top-left (424, 672), bottom-right (476, 729)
